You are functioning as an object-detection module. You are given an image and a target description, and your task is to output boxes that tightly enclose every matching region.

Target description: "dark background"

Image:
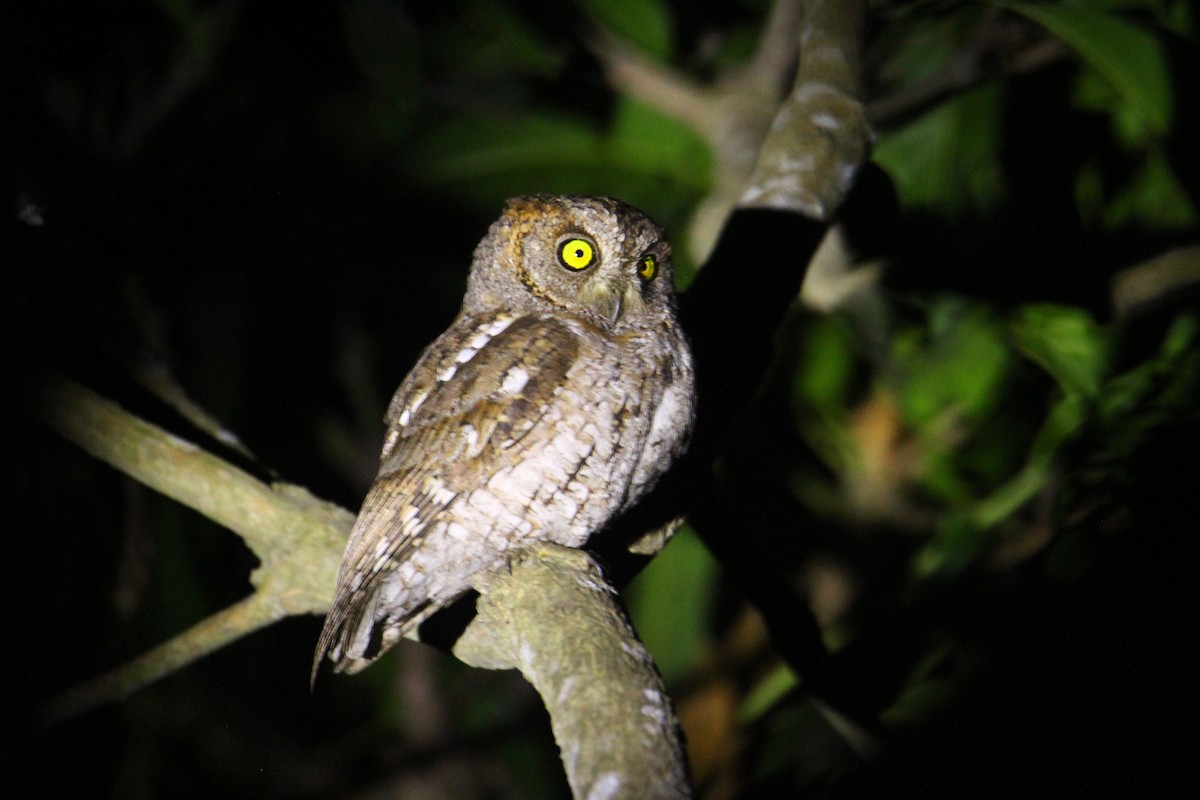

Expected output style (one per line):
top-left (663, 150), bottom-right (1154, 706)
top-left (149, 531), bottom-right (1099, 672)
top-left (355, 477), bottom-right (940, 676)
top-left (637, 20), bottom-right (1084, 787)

top-left (6, 1), bottom-right (1199, 797)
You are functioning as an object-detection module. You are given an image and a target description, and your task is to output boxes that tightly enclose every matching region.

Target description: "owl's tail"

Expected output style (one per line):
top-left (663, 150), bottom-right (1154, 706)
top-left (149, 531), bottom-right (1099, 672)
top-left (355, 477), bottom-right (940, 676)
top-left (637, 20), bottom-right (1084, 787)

top-left (310, 588), bottom-right (431, 688)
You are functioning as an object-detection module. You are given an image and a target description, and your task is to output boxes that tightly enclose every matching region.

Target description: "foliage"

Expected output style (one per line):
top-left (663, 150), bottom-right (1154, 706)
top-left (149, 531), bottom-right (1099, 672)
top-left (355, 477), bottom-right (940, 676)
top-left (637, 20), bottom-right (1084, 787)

top-left (11, 0), bottom-right (1198, 798)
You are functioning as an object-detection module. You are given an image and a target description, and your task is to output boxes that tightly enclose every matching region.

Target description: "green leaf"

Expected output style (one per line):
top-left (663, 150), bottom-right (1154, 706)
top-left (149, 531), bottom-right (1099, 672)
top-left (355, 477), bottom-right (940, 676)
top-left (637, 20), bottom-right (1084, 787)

top-left (1010, 304), bottom-right (1109, 398)
top-left (1095, 312), bottom-right (1200, 451)
top-left (1001, 1), bottom-right (1173, 134)
top-left (793, 314), bottom-right (857, 413)
top-left (435, 0), bottom-right (564, 79)
top-left (740, 663), bottom-right (799, 723)
top-left (1103, 151), bottom-right (1199, 229)
top-left (419, 113), bottom-right (603, 183)
top-left (414, 112), bottom-right (608, 208)
top-left (578, 0), bottom-right (675, 59)
top-left (872, 83), bottom-right (1004, 215)
top-left (914, 514), bottom-right (993, 577)
top-left (881, 644), bottom-right (964, 725)
top-left (1160, 312), bottom-right (1200, 361)
top-left (972, 393), bottom-right (1088, 527)
top-left (624, 527), bottom-right (717, 685)
top-left (893, 301), bottom-right (1010, 428)
top-left (916, 391), bottom-right (1089, 577)
top-left (604, 97), bottom-right (713, 193)
top-left (345, 0), bottom-right (419, 85)
top-left (414, 100), bottom-right (710, 217)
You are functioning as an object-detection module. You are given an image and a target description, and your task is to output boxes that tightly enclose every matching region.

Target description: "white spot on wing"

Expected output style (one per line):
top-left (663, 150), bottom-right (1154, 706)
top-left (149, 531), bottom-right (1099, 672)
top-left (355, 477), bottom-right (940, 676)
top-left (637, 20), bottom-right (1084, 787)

top-left (501, 366), bottom-right (529, 394)
top-left (483, 315), bottom-right (518, 337)
top-left (429, 484), bottom-right (456, 506)
top-left (459, 315), bottom-right (519, 358)
top-left (461, 423), bottom-right (479, 452)
top-left (399, 389), bottom-right (430, 427)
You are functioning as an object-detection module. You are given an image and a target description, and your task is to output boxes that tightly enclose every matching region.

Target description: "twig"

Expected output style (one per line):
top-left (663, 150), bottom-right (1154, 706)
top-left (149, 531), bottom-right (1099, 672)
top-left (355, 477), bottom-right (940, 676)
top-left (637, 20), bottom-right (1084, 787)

top-left (590, 0), bottom-right (806, 259)
top-left (42, 590), bottom-right (280, 724)
top-left (867, 13), bottom-right (1068, 128)
top-left (741, 0), bottom-right (804, 94)
top-left (38, 377), bottom-right (350, 718)
top-left (590, 29), bottom-right (717, 139)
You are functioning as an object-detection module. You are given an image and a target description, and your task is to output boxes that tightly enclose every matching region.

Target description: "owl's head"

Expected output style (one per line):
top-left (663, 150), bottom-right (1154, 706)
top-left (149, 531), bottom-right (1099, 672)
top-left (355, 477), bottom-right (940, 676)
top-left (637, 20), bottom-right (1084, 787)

top-left (464, 194), bottom-right (677, 330)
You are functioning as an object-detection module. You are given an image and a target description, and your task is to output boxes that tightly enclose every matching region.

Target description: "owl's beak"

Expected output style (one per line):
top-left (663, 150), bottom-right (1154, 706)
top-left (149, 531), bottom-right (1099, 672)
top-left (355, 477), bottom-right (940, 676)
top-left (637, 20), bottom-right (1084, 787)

top-left (607, 294), bottom-right (624, 326)
top-left (581, 279), bottom-right (625, 326)
top-left (581, 274), bottom-right (647, 327)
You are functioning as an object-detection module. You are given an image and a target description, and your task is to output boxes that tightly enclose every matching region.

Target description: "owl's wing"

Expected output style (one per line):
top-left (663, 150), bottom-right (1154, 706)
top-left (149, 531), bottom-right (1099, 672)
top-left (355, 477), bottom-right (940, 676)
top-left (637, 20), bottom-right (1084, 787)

top-left (312, 313), bottom-right (581, 681)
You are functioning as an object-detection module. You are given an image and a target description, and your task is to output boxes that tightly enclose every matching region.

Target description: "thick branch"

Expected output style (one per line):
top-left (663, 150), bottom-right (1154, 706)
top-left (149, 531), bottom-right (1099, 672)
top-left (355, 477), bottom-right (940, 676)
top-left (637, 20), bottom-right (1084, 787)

top-left (590, 1), bottom-right (801, 260)
top-left (38, 9), bottom-right (873, 795)
top-left (675, 0), bottom-right (877, 738)
top-left (39, 377), bottom-right (350, 714)
top-left (39, 377), bottom-right (349, 604)
top-left (455, 545), bottom-right (691, 800)
top-left (740, 0), bottom-right (869, 217)
top-left (38, 375), bottom-right (692, 793)
top-left (42, 375), bottom-right (693, 792)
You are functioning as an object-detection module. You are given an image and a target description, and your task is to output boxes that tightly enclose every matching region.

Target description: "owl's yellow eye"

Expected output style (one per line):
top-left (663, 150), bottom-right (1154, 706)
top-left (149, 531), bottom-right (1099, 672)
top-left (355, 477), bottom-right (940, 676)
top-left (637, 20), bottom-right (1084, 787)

top-left (638, 254), bottom-right (657, 282)
top-left (558, 238), bottom-right (596, 271)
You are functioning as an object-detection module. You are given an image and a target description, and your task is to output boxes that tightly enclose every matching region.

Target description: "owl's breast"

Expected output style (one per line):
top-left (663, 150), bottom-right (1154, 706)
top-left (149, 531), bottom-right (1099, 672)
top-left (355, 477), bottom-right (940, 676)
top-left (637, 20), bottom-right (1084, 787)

top-left (530, 320), bottom-right (694, 543)
top-left (394, 313), bottom-right (693, 557)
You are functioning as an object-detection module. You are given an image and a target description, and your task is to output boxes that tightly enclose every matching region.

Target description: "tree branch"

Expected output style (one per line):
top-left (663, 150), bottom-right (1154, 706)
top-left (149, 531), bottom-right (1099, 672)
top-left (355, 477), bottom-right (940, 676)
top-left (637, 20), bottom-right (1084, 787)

top-left (41, 590), bottom-right (281, 724)
top-left (866, 11), bottom-right (1068, 128)
top-left (675, 0), bottom-right (878, 742)
top-left (740, 0), bottom-right (868, 218)
top-left (590, 1), bottom-right (802, 260)
top-left (38, 377), bottom-right (349, 611)
top-left (590, 29), bottom-right (717, 140)
top-left (40, 375), bottom-right (694, 793)
top-left (38, 377), bottom-right (349, 717)
top-left (40, 5), bottom-right (874, 796)
top-left (455, 546), bottom-right (691, 799)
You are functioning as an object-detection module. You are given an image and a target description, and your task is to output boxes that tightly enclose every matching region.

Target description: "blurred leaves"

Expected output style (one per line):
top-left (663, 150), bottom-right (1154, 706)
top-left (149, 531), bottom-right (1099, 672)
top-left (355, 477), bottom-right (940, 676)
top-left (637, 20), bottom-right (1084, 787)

top-left (413, 98), bottom-right (712, 216)
top-left (579, 0), bottom-right (675, 58)
top-left (1002, 1), bottom-right (1173, 135)
top-left (873, 0), bottom-right (1195, 231)
top-left (18, 0), bottom-right (1200, 797)
top-left (1011, 304), bottom-right (1109, 398)
top-left (895, 299), bottom-right (1010, 428)
top-left (625, 526), bottom-right (719, 686)
top-left (872, 83), bottom-right (1004, 215)
top-left (790, 294), bottom-right (1199, 579)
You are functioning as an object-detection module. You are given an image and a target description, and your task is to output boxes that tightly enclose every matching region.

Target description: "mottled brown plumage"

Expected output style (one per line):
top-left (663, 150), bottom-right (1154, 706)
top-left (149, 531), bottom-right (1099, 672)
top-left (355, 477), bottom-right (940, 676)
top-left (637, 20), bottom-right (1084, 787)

top-left (313, 195), bottom-right (695, 681)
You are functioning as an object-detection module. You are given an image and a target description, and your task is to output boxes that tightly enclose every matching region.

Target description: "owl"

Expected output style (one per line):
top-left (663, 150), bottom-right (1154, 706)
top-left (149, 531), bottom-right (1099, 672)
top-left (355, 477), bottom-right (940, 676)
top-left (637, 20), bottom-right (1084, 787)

top-left (313, 194), bottom-right (696, 681)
